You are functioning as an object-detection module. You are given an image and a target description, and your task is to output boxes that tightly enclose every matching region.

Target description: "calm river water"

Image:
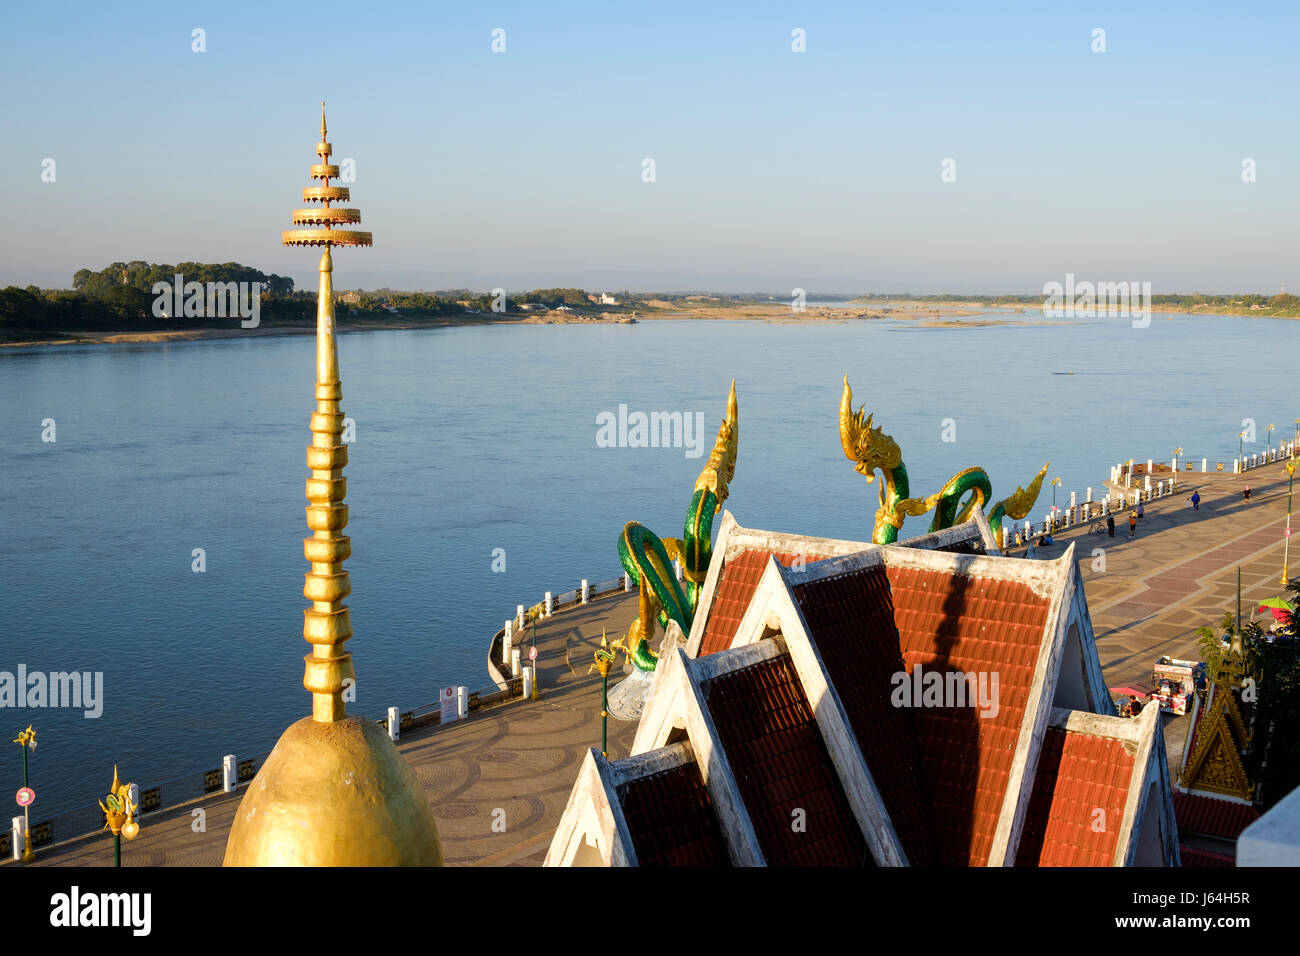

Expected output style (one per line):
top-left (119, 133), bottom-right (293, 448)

top-left (2, 311), bottom-right (1295, 814)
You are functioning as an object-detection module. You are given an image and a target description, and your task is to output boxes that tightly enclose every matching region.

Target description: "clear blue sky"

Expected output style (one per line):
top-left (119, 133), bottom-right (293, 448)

top-left (2, 1), bottom-right (1296, 293)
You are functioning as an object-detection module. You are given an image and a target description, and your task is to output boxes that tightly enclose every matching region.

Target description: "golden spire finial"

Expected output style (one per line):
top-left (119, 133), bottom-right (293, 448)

top-left (222, 105), bottom-right (443, 867)
top-left (281, 108), bottom-right (372, 722)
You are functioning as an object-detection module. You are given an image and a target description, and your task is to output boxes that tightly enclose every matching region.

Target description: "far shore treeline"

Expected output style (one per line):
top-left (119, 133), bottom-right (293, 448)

top-left (854, 291), bottom-right (1300, 317)
top-left (7, 261), bottom-right (1300, 340)
top-left (2, 262), bottom-right (301, 335)
top-left (0, 262), bottom-right (650, 339)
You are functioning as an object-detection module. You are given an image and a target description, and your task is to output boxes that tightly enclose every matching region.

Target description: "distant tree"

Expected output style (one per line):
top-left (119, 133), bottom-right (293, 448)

top-left (1197, 593), bottom-right (1300, 808)
top-left (1195, 610), bottom-right (1235, 677)
top-left (265, 273), bottom-right (293, 295)
top-left (100, 285), bottom-right (152, 322)
top-left (1251, 582), bottom-right (1300, 806)
top-left (0, 286), bottom-right (44, 326)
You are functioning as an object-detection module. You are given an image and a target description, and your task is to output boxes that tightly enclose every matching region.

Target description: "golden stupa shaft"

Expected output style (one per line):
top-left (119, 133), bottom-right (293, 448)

top-left (302, 246), bottom-right (354, 722)
top-left (223, 104), bottom-right (443, 867)
top-left (286, 103), bottom-right (371, 722)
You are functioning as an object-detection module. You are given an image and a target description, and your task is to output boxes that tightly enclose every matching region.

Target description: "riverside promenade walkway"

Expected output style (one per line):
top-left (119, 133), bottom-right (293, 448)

top-left (22, 597), bottom-right (644, 868)
top-left (1023, 461), bottom-right (1294, 773)
top-left (21, 461), bottom-right (1297, 867)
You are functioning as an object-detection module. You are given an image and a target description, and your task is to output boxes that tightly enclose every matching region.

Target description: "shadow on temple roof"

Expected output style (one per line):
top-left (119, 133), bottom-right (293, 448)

top-left (547, 512), bottom-right (1180, 867)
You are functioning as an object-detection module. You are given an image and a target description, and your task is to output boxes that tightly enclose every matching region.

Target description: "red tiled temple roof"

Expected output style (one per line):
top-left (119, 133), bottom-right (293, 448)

top-left (698, 550), bottom-right (826, 656)
top-left (618, 761), bottom-right (731, 867)
top-left (792, 565), bottom-right (938, 865)
top-left (1015, 727), bottom-right (1135, 866)
top-left (1172, 791), bottom-right (1260, 841)
top-left (704, 654), bottom-right (870, 866)
top-left (1178, 845), bottom-right (1236, 867)
top-left (884, 565), bottom-right (1051, 865)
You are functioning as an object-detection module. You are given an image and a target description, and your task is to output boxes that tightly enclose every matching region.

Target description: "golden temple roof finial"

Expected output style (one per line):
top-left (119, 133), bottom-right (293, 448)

top-left (280, 107), bottom-right (372, 723)
top-left (223, 106), bottom-right (443, 866)
top-left (223, 108), bottom-right (441, 868)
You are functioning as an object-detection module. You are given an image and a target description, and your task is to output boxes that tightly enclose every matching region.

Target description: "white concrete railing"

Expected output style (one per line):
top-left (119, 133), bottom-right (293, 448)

top-left (1012, 476), bottom-right (1181, 545)
top-left (493, 568), bottom-right (645, 689)
top-left (1009, 440), bottom-right (1299, 547)
top-left (1110, 441), bottom-right (1297, 483)
top-left (503, 562), bottom-right (684, 638)
top-left (1232, 440), bottom-right (1296, 474)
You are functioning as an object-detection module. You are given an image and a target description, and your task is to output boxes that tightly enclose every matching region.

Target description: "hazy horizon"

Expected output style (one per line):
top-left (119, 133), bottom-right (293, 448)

top-left (4, 2), bottom-right (1297, 296)
top-left (1, 264), bottom-right (1294, 300)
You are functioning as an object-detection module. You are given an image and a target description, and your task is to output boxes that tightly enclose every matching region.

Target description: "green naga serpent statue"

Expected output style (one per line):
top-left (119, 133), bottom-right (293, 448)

top-left (617, 381), bottom-right (739, 672)
top-left (839, 376), bottom-right (1048, 545)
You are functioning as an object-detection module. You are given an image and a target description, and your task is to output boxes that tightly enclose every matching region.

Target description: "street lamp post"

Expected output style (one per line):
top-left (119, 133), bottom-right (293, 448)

top-left (530, 606), bottom-right (539, 700)
top-left (589, 630), bottom-right (619, 759)
top-left (1050, 477), bottom-right (1060, 529)
top-left (1284, 461), bottom-right (1297, 587)
top-left (1267, 424), bottom-right (1275, 458)
top-left (98, 766), bottom-right (140, 868)
top-left (13, 727), bottom-right (36, 862)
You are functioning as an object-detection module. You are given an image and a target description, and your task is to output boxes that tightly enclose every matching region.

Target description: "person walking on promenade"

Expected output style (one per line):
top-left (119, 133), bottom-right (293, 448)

top-left (1129, 511), bottom-right (1137, 538)
top-left (1137, 500), bottom-right (1145, 520)
top-left (1244, 485), bottom-right (1252, 502)
top-left (1107, 514), bottom-right (1115, 537)
top-left (1192, 491), bottom-right (1201, 511)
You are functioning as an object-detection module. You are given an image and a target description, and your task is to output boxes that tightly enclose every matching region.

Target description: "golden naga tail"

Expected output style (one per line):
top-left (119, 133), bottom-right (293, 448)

top-left (993, 461), bottom-right (1051, 520)
top-left (695, 379), bottom-right (739, 509)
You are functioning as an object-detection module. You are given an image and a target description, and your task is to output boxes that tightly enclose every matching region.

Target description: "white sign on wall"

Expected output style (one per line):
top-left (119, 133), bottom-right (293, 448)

top-left (440, 686), bottom-right (458, 724)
